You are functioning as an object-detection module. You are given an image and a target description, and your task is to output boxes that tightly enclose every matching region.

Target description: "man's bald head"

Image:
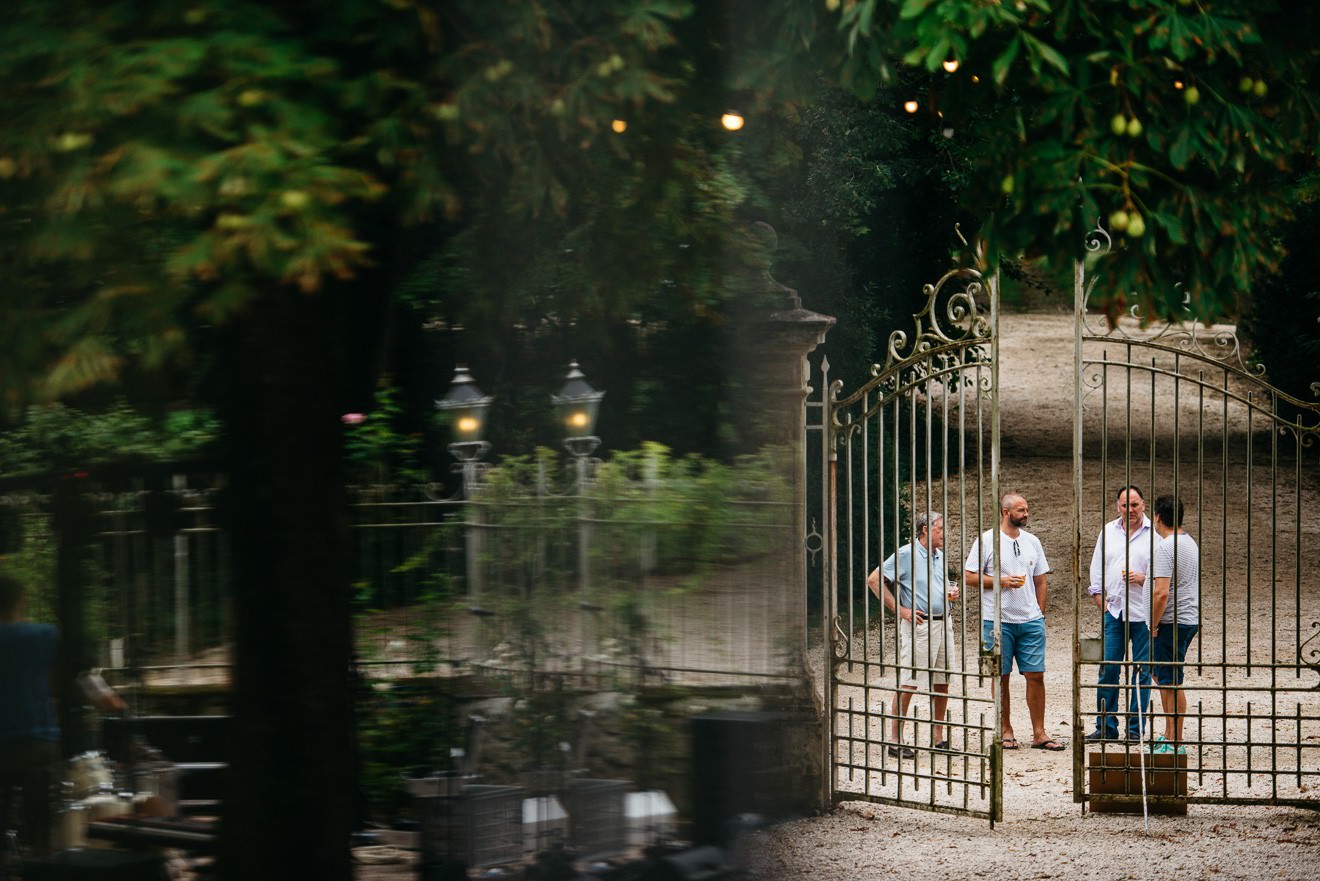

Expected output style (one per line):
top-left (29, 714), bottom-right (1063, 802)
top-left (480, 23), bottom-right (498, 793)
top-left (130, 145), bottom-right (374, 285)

top-left (1000, 494), bottom-right (1030, 531)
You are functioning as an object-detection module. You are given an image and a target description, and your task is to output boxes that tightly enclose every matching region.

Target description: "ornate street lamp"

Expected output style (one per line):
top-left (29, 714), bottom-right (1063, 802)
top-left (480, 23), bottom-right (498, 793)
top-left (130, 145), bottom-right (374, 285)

top-left (551, 361), bottom-right (604, 460)
top-left (551, 361), bottom-right (604, 611)
top-left (436, 365), bottom-right (493, 479)
top-left (436, 365), bottom-right (493, 601)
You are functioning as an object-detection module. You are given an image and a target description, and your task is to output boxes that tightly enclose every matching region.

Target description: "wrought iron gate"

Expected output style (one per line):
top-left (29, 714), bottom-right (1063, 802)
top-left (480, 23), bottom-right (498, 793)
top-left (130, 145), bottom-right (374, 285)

top-left (1071, 230), bottom-right (1320, 810)
top-left (816, 266), bottom-right (1004, 822)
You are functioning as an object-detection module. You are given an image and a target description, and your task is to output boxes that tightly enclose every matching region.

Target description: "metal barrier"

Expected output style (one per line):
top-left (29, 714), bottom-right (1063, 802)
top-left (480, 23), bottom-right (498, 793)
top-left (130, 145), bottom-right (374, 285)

top-left (1, 462), bottom-right (799, 691)
top-left (1071, 229), bottom-right (1320, 811)
top-left (816, 265), bottom-right (1005, 822)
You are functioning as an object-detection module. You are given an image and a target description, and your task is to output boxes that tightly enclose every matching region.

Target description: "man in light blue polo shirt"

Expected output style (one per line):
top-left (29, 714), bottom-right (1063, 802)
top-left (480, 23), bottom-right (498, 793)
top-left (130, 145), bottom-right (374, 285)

top-left (867, 512), bottom-right (957, 758)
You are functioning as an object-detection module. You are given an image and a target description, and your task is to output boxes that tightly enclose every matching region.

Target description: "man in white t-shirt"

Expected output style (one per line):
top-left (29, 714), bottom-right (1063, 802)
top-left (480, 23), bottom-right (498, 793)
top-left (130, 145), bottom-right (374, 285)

top-left (1149, 494), bottom-right (1200, 754)
top-left (963, 493), bottom-right (1062, 750)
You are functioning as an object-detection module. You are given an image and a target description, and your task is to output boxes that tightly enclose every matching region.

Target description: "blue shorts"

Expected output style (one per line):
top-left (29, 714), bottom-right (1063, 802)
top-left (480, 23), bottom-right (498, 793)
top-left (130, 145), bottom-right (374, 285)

top-left (1152, 623), bottom-right (1199, 685)
top-left (981, 618), bottom-right (1046, 675)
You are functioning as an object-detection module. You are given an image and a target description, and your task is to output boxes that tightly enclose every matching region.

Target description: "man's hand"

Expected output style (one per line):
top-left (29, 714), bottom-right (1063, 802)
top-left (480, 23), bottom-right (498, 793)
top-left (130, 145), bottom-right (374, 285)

top-left (902, 607), bottom-right (926, 625)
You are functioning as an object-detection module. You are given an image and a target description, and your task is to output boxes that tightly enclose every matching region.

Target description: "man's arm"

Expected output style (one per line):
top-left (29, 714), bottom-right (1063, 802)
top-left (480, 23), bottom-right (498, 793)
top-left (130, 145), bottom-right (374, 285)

top-left (869, 566), bottom-right (923, 623)
top-left (963, 539), bottom-right (991, 591)
top-left (1128, 526), bottom-right (1152, 586)
top-left (1149, 576), bottom-right (1170, 631)
top-left (1034, 574), bottom-right (1048, 612)
top-left (867, 567), bottom-right (883, 601)
top-left (965, 565), bottom-right (1021, 591)
top-left (1125, 543), bottom-right (1148, 586)
top-left (867, 568), bottom-right (899, 614)
top-left (77, 670), bottom-right (128, 713)
top-left (967, 570), bottom-right (1006, 591)
top-left (1088, 532), bottom-right (1107, 609)
top-left (1088, 531), bottom-right (1105, 597)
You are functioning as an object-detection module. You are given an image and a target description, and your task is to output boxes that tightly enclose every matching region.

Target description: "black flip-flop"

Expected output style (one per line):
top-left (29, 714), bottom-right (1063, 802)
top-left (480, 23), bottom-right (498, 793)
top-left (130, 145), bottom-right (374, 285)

top-left (1002, 737), bottom-right (1021, 750)
top-left (1032, 738), bottom-right (1066, 751)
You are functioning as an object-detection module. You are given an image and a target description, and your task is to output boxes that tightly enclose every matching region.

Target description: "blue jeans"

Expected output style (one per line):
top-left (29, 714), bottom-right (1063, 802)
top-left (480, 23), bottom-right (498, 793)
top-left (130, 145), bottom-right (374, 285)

top-left (1095, 614), bottom-right (1152, 738)
top-left (0, 738), bottom-right (57, 852)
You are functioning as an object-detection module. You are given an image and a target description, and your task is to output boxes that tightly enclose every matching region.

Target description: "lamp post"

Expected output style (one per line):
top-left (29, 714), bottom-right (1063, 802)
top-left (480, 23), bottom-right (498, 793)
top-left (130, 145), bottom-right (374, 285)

top-left (436, 365), bottom-right (494, 491)
top-left (551, 360), bottom-right (605, 483)
top-left (437, 365), bottom-right (494, 606)
top-left (551, 361), bottom-right (604, 653)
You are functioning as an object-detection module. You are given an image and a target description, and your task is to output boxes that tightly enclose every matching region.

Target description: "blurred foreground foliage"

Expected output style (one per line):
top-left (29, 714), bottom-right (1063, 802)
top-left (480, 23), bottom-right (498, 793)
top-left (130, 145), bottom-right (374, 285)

top-left (0, 403), bottom-right (218, 477)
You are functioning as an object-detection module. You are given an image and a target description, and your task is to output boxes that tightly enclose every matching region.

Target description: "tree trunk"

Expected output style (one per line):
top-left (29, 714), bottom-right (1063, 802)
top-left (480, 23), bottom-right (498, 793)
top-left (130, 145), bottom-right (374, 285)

top-left (215, 284), bottom-right (356, 881)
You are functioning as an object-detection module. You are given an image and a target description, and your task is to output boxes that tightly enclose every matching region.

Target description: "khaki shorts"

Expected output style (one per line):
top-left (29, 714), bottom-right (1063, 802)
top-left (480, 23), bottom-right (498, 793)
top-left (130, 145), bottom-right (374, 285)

top-left (895, 615), bottom-right (955, 689)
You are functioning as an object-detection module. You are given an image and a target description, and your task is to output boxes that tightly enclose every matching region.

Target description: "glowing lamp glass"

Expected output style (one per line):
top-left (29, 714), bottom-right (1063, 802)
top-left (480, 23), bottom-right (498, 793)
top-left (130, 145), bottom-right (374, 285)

top-left (552, 361), bottom-right (604, 441)
top-left (436, 366), bottom-right (493, 445)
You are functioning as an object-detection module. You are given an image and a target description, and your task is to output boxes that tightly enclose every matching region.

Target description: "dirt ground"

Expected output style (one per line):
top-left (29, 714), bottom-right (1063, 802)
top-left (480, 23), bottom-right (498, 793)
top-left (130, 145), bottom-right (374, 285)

top-left (745, 308), bottom-right (1320, 880)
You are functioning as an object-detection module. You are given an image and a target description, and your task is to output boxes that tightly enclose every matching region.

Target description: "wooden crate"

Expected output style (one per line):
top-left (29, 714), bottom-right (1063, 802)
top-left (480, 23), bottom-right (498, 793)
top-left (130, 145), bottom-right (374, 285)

top-left (1087, 750), bottom-right (1188, 815)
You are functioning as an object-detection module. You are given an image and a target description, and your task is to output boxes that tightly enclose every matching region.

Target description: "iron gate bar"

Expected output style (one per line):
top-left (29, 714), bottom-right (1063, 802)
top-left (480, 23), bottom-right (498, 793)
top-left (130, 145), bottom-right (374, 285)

top-left (822, 266), bottom-right (1002, 823)
top-left (1071, 227), bottom-right (1320, 812)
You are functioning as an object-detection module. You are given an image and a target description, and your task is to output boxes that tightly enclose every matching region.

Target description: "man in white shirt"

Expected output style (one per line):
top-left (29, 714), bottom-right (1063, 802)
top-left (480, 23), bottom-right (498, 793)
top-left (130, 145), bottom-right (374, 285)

top-left (1149, 494), bottom-right (1200, 754)
top-left (963, 494), bottom-right (1062, 750)
top-left (867, 513), bottom-right (956, 758)
top-left (1085, 485), bottom-right (1155, 742)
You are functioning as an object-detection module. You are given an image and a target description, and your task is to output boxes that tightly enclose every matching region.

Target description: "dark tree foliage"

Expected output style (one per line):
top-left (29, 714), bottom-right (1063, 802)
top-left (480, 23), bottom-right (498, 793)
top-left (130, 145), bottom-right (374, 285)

top-left (774, 80), bottom-right (966, 391)
top-left (838, 0), bottom-right (1320, 322)
top-left (1241, 194), bottom-right (1320, 417)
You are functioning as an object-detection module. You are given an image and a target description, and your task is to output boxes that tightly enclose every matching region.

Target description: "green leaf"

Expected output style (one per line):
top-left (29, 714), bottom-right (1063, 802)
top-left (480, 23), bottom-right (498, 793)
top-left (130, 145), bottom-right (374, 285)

top-left (899, 0), bottom-right (936, 21)
top-left (992, 35), bottom-right (1021, 86)
top-left (1150, 210), bottom-right (1187, 246)
top-left (858, 0), bottom-right (876, 37)
top-left (1169, 127), bottom-right (1191, 170)
top-left (923, 37), bottom-right (952, 72)
top-left (1023, 32), bottom-right (1069, 76)
top-left (1167, 15), bottom-right (1193, 62)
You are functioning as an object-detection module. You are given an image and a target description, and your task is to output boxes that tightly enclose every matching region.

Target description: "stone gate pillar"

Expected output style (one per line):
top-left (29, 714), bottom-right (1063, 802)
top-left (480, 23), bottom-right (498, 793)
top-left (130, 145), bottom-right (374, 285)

top-left (730, 222), bottom-right (834, 814)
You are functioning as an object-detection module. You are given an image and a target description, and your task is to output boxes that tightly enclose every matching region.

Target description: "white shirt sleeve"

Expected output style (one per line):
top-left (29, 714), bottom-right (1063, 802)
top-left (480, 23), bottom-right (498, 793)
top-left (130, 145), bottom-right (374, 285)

top-left (963, 536), bottom-right (984, 575)
top-left (1088, 529), bottom-right (1104, 595)
top-left (1031, 534), bottom-right (1050, 575)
